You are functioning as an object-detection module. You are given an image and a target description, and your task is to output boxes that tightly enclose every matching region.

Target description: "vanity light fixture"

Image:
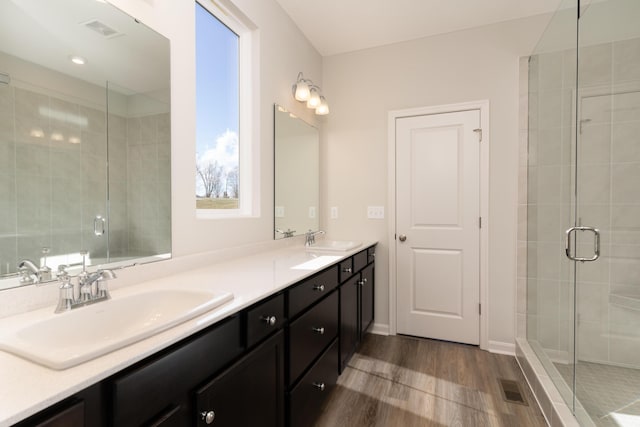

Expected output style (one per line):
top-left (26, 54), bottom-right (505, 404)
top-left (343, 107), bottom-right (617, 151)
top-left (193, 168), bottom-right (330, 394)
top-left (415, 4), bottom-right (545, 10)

top-left (292, 72), bottom-right (329, 116)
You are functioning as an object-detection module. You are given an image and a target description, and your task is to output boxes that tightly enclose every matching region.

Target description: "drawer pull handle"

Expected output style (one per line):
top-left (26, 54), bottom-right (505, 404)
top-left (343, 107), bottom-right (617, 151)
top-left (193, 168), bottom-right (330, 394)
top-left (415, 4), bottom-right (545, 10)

top-left (261, 315), bottom-right (277, 326)
top-left (201, 410), bottom-right (216, 424)
top-left (313, 382), bottom-right (326, 391)
top-left (343, 267), bottom-right (352, 273)
top-left (313, 284), bottom-right (325, 292)
top-left (312, 327), bottom-right (325, 335)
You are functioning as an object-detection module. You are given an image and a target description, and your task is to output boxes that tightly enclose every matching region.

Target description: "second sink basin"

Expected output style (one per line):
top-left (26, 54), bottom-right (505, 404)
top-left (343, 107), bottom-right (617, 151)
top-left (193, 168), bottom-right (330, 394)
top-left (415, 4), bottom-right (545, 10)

top-left (306, 240), bottom-right (362, 252)
top-left (0, 289), bottom-right (234, 369)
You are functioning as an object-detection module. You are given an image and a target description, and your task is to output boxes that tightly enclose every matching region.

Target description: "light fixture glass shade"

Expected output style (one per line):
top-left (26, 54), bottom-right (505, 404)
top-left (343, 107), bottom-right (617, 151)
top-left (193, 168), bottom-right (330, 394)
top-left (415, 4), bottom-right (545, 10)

top-left (294, 81), bottom-right (310, 101)
top-left (306, 88), bottom-right (321, 109)
top-left (315, 97), bottom-right (329, 115)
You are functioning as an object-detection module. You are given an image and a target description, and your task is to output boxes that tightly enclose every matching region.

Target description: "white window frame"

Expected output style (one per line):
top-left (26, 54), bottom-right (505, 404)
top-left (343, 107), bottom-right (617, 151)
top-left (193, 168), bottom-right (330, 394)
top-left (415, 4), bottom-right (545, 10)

top-left (195, 0), bottom-right (260, 219)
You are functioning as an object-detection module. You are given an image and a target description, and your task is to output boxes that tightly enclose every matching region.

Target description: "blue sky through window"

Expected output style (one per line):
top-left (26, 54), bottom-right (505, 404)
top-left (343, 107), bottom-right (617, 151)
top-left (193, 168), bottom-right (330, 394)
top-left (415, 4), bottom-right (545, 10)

top-left (195, 3), bottom-right (239, 201)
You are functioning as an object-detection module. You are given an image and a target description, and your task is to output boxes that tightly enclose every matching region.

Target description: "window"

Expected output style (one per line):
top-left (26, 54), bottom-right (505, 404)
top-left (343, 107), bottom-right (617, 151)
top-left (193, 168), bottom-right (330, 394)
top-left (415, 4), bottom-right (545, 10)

top-left (195, 1), bottom-right (257, 217)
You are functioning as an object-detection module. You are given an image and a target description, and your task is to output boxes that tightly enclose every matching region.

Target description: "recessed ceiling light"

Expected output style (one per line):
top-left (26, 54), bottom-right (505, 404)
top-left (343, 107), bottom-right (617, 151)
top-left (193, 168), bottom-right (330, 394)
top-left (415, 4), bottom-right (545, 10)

top-left (69, 55), bottom-right (87, 65)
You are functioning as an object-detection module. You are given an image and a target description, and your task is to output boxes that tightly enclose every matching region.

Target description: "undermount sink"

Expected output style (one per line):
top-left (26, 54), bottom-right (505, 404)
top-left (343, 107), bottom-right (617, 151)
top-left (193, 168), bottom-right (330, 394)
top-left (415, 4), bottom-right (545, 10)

top-left (306, 240), bottom-right (362, 252)
top-left (0, 289), bottom-right (234, 370)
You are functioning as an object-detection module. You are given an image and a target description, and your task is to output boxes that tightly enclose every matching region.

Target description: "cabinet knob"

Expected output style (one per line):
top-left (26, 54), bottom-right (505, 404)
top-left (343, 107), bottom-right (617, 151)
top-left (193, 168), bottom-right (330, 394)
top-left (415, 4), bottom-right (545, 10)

top-left (358, 280), bottom-right (365, 286)
top-left (313, 284), bottom-right (325, 292)
top-left (313, 382), bottom-right (326, 391)
top-left (343, 267), bottom-right (352, 273)
top-left (201, 410), bottom-right (215, 424)
top-left (312, 327), bottom-right (325, 335)
top-left (261, 315), bottom-right (277, 326)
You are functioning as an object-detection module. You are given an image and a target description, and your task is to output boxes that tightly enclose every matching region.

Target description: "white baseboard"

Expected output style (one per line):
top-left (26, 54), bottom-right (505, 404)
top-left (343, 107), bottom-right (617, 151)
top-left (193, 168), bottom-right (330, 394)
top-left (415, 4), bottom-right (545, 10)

top-left (368, 323), bottom-right (390, 336)
top-left (488, 340), bottom-right (516, 356)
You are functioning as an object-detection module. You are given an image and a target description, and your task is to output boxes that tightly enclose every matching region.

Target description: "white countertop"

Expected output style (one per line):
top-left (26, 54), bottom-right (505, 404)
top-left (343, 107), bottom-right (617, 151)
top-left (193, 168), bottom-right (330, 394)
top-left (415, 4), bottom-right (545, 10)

top-left (0, 241), bottom-right (376, 427)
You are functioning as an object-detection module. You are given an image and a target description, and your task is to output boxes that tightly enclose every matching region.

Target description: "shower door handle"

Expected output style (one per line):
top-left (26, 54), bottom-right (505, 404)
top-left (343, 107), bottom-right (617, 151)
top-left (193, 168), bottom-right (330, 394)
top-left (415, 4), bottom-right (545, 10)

top-left (565, 226), bottom-right (600, 262)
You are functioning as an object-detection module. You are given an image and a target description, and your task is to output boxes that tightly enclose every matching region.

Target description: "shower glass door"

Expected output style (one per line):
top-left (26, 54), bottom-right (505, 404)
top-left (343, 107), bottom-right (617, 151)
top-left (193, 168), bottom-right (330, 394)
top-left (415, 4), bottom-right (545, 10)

top-left (526, 0), bottom-right (579, 413)
top-left (574, 1), bottom-right (640, 425)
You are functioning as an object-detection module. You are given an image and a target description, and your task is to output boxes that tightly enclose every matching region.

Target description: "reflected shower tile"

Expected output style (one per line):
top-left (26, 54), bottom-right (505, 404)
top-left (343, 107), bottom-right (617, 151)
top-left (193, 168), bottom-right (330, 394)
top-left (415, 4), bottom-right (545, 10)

top-left (576, 251), bottom-right (610, 284)
top-left (610, 256), bottom-right (640, 286)
top-left (611, 204), bottom-right (640, 230)
top-left (578, 42), bottom-right (612, 88)
top-left (51, 176), bottom-right (82, 231)
top-left (538, 128), bottom-right (562, 166)
top-left (527, 241), bottom-right (538, 278)
top-left (49, 98), bottom-right (81, 130)
top-left (107, 113), bottom-right (127, 140)
top-left (49, 231), bottom-right (82, 257)
top-left (50, 149), bottom-right (81, 179)
top-left (537, 242), bottom-right (562, 280)
top-left (612, 163), bottom-right (640, 204)
top-left (14, 87), bottom-right (48, 119)
top-left (79, 105), bottom-right (106, 135)
top-left (16, 176), bottom-right (51, 233)
top-left (610, 305), bottom-right (640, 339)
top-left (579, 123), bottom-right (611, 164)
top-left (578, 163), bottom-right (610, 204)
top-left (613, 37), bottom-right (640, 84)
top-left (581, 94), bottom-right (612, 124)
top-left (563, 48), bottom-right (577, 89)
top-left (158, 112), bottom-right (170, 144)
top-left (612, 91), bottom-right (640, 123)
top-left (15, 139), bottom-right (51, 177)
top-left (0, 139), bottom-right (15, 177)
top-left (17, 234), bottom-right (51, 264)
top-left (140, 115), bottom-right (157, 143)
top-left (0, 236), bottom-right (18, 276)
top-left (612, 121), bottom-right (640, 163)
top-left (81, 130), bottom-right (107, 157)
top-left (577, 204), bottom-right (610, 231)
top-left (127, 117), bottom-right (141, 146)
top-left (537, 165), bottom-right (562, 204)
top-left (0, 173), bottom-right (17, 235)
top-left (14, 114), bottom-right (50, 147)
top-left (538, 51), bottom-right (565, 91)
top-left (538, 90), bottom-right (563, 129)
top-left (536, 205), bottom-right (562, 242)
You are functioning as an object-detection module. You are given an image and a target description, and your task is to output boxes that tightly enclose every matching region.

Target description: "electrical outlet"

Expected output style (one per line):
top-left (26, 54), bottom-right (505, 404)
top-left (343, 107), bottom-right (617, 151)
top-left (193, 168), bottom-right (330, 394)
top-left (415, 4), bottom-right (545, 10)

top-left (330, 207), bottom-right (338, 219)
top-left (367, 206), bottom-right (384, 219)
top-left (308, 206), bottom-right (316, 219)
top-left (275, 206), bottom-right (285, 218)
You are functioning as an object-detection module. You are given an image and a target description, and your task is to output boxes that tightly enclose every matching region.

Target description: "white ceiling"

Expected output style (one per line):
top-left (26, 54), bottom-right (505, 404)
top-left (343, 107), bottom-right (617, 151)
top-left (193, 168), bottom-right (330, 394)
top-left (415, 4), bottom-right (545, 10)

top-left (274, 0), bottom-right (565, 56)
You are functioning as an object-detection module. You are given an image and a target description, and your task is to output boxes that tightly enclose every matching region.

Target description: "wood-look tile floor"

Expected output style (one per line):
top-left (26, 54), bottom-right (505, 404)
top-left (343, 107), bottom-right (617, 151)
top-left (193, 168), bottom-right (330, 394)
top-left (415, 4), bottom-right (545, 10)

top-left (315, 334), bottom-right (547, 427)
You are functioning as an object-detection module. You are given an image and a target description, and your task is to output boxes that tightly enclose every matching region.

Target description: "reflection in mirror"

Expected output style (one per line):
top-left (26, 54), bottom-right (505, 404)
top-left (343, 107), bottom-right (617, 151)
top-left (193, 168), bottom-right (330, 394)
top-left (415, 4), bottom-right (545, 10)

top-left (274, 105), bottom-right (319, 239)
top-left (0, 0), bottom-right (171, 290)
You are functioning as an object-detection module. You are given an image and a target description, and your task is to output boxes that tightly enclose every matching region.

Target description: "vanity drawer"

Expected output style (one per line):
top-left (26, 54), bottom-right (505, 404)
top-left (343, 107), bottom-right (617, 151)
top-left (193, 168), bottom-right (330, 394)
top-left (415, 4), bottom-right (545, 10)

top-left (339, 257), bottom-right (354, 282)
top-left (288, 265), bottom-right (338, 318)
top-left (289, 339), bottom-right (339, 427)
top-left (353, 249), bottom-right (368, 273)
top-left (367, 246), bottom-right (376, 264)
top-left (247, 293), bottom-right (285, 348)
top-left (111, 315), bottom-right (243, 427)
top-left (289, 290), bottom-right (338, 385)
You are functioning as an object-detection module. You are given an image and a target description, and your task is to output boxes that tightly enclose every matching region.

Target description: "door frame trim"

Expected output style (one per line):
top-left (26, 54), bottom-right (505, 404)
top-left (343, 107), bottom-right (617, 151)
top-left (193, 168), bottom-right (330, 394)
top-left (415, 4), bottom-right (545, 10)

top-left (387, 100), bottom-right (490, 350)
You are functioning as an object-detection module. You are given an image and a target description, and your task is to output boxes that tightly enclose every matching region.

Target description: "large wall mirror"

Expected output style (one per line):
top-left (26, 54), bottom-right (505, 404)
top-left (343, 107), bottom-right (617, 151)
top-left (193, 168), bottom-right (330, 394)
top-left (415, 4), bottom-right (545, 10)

top-left (0, 0), bottom-right (171, 290)
top-left (274, 105), bottom-right (319, 239)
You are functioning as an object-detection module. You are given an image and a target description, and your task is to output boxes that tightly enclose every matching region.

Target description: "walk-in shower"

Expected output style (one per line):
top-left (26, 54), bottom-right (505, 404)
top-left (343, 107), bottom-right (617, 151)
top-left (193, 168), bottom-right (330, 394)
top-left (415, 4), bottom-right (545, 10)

top-left (523, 0), bottom-right (640, 425)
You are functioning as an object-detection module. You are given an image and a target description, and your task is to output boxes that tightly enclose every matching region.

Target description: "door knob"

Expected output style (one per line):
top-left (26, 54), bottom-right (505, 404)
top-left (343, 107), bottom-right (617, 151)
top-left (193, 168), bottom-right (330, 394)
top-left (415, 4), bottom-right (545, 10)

top-left (398, 234), bottom-right (407, 242)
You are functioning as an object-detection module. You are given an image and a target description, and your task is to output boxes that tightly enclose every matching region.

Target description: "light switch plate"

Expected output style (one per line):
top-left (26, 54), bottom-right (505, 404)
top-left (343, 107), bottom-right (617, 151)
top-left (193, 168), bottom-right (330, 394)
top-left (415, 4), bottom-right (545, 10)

top-left (275, 206), bottom-right (285, 218)
top-left (367, 206), bottom-right (384, 219)
top-left (308, 206), bottom-right (316, 219)
top-left (330, 207), bottom-right (338, 219)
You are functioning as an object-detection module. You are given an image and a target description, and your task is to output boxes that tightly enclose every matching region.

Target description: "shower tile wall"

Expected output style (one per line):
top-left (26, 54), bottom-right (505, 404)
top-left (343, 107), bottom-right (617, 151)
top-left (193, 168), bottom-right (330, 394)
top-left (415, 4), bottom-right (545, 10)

top-left (525, 36), bottom-right (640, 370)
top-left (0, 84), bottom-right (170, 274)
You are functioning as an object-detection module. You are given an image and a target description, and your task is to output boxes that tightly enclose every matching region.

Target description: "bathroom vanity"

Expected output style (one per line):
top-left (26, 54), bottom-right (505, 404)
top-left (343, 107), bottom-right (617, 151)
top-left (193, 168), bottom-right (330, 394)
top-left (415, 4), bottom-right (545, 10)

top-left (6, 243), bottom-right (376, 427)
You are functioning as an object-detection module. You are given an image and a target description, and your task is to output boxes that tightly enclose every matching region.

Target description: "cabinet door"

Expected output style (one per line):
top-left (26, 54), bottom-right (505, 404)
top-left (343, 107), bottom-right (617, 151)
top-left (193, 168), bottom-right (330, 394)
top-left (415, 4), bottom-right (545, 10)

top-left (339, 274), bottom-right (360, 372)
top-left (360, 264), bottom-right (374, 338)
top-left (196, 331), bottom-right (285, 427)
top-left (17, 401), bottom-right (84, 427)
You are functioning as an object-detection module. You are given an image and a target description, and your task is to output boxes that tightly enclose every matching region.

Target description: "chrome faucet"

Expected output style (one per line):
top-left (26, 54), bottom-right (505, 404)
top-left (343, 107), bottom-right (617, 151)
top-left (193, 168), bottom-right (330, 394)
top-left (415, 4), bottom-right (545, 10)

top-left (54, 252), bottom-right (116, 313)
top-left (305, 230), bottom-right (325, 246)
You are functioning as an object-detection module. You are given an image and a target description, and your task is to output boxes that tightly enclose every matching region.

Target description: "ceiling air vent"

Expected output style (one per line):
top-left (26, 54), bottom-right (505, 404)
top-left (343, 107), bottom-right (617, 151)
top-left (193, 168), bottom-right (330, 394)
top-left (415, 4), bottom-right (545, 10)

top-left (82, 19), bottom-right (121, 38)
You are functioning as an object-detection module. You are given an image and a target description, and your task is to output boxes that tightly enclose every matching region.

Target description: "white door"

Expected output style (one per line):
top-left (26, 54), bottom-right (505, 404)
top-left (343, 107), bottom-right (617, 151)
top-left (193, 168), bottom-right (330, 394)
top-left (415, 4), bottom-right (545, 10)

top-left (395, 109), bottom-right (481, 345)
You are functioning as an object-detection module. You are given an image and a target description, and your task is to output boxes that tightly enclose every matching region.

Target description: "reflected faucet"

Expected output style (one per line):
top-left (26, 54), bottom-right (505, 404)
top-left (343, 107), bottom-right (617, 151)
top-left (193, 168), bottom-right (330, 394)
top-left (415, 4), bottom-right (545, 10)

top-left (305, 230), bottom-right (325, 246)
top-left (17, 259), bottom-right (40, 285)
top-left (276, 228), bottom-right (296, 238)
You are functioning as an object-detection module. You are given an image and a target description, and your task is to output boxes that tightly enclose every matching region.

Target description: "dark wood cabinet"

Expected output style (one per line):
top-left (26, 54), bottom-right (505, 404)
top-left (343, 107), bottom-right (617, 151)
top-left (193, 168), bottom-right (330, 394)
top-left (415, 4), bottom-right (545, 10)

top-left (360, 263), bottom-right (375, 337)
top-left (339, 247), bottom-right (376, 372)
top-left (339, 274), bottom-right (360, 372)
top-left (110, 315), bottom-right (243, 427)
top-left (196, 331), bottom-right (285, 427)
top-left (16, 245), bottom-right (375, 427)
